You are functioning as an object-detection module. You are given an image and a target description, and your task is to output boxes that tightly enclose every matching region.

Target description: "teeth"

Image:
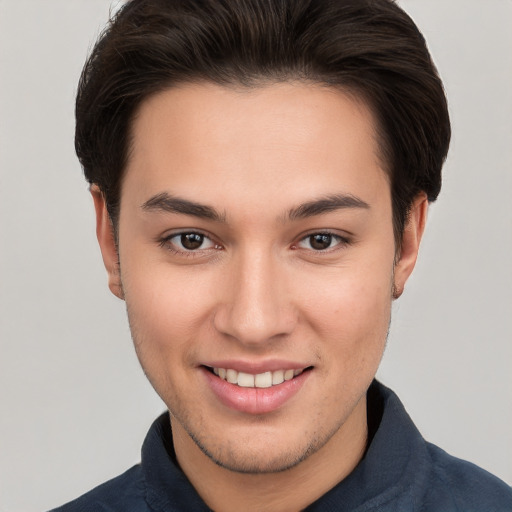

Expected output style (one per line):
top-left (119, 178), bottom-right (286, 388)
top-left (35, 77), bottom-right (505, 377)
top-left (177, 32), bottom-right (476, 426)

top-left (226, 369), bottom-right (238, 384)
top-left (272, 370), bottom-right (284, 385)
top-left (211, 367), bottom-right (305, 388)
top-left (254, 371), bottom-right (272, 388)
top-left (237, 372), bottom-right (255, 388)
top-left (284, 369), bottom-right (295, 381)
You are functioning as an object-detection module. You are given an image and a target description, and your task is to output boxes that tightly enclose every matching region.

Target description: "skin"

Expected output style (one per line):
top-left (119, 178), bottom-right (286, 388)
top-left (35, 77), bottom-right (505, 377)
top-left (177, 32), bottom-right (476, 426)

top-left (93, 82), bottom-right (427, 512)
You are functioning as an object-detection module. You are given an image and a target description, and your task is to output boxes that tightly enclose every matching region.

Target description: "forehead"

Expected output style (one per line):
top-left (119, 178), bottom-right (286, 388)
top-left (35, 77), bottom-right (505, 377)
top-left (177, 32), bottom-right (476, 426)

top-left (123, 82), bottom-right (389, 215)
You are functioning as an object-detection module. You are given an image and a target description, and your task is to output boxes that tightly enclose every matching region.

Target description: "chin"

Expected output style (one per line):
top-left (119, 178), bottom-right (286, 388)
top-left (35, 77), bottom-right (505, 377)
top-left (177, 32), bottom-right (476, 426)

top-left (179, 412), bottom-right (342, 475)
top-left (196, 439), bottom-right (314, 474)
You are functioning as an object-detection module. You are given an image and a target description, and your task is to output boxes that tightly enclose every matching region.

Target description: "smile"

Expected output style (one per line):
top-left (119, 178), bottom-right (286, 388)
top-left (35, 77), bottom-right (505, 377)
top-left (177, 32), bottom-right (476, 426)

top-left (211, 367), bottom-right (304, 388)
top-left (202, 364), bottom-right (311, 414)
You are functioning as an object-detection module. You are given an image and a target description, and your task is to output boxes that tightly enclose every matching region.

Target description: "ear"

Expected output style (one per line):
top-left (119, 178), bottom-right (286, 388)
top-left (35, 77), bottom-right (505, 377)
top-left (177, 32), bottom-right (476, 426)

top-left (393, 193), bottom-right (428, 299)
top-left (90, 185), bottom-right (124, 300)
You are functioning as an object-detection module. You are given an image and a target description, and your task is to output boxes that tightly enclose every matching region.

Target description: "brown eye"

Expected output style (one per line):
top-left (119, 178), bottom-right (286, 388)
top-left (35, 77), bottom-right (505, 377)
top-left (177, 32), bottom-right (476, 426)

top-left (164, 232), bottom-right (217, 252)
top-left (309, 234), bottom-right (333, 250)
top-left (181, 233), bottom-right (204, 250)
top-left (296, 232), bottom-right (346, 251)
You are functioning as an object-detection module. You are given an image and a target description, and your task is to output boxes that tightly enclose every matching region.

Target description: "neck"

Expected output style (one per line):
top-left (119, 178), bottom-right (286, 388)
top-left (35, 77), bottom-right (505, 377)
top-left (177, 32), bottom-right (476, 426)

top-left (172, 396), bottom-right (368, 512)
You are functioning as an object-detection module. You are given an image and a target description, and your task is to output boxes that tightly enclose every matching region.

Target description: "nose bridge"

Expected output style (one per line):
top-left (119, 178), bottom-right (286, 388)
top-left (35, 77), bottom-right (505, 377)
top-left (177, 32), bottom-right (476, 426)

top-left (214, 245), bottom-right (295, 345)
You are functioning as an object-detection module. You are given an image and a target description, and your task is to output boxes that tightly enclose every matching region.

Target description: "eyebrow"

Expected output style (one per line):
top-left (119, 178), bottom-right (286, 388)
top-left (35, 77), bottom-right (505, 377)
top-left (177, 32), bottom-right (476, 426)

top-left (141, 191), bottom-right (369, 223)
top-left (287, 193), bottom-right (370, 220)
top-left (141, 192), bottom-right (226, 222)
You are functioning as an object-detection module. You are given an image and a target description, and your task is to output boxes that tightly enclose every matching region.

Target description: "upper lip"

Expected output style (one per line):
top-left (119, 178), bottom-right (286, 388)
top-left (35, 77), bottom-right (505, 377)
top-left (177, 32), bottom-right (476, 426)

top-left (200, 359), bottom-right (311, 374)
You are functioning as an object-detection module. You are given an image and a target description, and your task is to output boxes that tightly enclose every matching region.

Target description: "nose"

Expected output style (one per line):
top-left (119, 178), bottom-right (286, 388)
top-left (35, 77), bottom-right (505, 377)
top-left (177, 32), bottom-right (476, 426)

top-left (213, 248), bottom-right (297, 347)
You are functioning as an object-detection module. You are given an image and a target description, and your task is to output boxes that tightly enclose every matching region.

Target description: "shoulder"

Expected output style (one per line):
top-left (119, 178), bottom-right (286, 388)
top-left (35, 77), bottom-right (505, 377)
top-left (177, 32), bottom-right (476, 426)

top-left (424, 442), bottom-right (512, 512)
top-left (48, 464), bottom-right (149, 512)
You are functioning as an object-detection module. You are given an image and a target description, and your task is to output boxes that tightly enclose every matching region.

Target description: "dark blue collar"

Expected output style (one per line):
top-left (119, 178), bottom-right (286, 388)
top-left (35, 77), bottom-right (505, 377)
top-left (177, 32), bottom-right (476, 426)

top-left (141, 381), bottom-right (429, 511)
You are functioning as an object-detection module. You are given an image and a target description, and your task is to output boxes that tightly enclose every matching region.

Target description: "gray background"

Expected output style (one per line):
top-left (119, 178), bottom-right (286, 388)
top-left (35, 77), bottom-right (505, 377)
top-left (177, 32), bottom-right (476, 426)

top-left (0, 1), bottom-right (511, 510)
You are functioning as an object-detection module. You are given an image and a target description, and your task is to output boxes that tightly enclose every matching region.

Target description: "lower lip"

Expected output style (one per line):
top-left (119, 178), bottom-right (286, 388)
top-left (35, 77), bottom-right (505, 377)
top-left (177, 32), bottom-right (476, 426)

top-left (201, 367), bottom-right (310, 415)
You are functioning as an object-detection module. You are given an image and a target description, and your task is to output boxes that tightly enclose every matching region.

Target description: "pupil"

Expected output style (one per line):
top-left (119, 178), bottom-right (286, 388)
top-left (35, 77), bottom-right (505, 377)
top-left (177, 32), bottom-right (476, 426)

top-left (181, 233), bottom-right (203, 250)
top-left (310, 234), bottom-right (332, 250)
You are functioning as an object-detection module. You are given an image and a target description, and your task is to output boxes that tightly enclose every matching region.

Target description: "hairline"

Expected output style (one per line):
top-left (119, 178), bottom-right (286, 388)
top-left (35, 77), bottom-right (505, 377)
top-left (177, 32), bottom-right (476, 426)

top-left (111, 77), bottom-right (394, 227)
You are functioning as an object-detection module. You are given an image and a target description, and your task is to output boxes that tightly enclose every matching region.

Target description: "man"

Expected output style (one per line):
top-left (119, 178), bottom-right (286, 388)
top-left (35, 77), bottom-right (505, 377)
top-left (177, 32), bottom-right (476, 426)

top-left (50, 0), bottom-right (512, 510)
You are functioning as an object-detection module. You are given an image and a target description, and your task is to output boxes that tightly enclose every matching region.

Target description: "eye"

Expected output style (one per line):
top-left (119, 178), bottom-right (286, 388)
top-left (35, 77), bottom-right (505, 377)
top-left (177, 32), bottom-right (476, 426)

top-left (165, 232), bottom-right (217, 252)
top-left (297, 233), bottom-right (346, 251)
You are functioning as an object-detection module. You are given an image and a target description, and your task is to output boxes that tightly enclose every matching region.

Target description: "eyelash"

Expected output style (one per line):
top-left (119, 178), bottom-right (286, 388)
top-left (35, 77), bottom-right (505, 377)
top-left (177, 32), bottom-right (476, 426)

top-left (158, 231), bottom-right (221, 257)
top-left (294, 231), bottom-right (351, 252)
top-left (158, 230), bottom-right (351, 257)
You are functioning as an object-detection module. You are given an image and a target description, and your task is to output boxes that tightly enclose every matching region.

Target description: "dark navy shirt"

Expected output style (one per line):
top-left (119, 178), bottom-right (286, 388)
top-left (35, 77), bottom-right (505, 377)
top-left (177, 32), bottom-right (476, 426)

top-left (50, 381), bottom-right (512, 511)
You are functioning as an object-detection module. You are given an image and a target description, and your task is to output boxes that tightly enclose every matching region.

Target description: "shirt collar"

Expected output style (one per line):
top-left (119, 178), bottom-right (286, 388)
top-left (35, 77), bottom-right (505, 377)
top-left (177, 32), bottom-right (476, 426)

top-left (305, 380), bottom-right (429, 511)
top-left (141, 380), bottom-right (429, 511)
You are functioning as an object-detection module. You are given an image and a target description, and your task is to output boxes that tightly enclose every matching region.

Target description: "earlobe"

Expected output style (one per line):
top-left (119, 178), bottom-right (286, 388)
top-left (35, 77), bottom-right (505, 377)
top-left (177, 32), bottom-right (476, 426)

top-left (393, 193), bottom-right (428, 299)
top-left (90, 185), bottom-right (124, 300)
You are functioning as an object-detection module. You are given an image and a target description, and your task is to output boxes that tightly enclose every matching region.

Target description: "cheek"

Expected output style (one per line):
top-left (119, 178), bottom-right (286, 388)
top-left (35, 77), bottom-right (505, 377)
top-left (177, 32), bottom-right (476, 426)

top-left (120, 262), bottom-right (221, 408)
top-left (120, 260), bottom-right (217, 361)
top-left (298, 261), bottom-right (393, 365)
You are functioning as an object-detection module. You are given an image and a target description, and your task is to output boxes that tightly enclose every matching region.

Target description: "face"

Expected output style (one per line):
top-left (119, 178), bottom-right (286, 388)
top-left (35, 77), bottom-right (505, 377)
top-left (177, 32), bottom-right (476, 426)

top-left (94, 82), bottom-right (424, 474)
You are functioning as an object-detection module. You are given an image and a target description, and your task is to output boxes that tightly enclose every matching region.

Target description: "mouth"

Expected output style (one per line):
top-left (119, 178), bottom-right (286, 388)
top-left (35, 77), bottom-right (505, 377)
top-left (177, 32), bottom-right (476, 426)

top-left (204, 366), bottom-right (312, 389)
top-left (201, 364), bottom-right (312, 414)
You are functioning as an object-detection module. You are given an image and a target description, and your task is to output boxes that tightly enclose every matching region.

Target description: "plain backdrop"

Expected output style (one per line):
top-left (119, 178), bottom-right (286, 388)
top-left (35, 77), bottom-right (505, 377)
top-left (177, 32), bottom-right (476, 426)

top-left (0, 1), bottom-right (511, 510)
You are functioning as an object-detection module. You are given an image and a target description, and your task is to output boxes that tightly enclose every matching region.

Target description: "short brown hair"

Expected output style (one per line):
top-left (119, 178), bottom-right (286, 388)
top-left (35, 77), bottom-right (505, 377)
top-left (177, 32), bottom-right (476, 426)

top-left (75, 0), bottom-right (450, 241)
